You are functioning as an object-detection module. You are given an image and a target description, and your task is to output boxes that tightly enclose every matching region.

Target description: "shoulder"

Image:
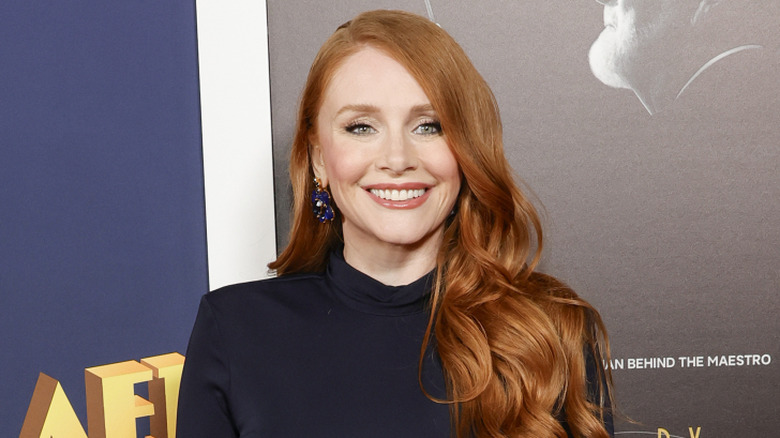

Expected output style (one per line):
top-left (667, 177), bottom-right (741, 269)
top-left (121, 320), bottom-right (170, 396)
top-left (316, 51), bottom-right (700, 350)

top-left (201, 272), bottom-right (330, 320)
top-left (206, 271), bottom-right (323, 299)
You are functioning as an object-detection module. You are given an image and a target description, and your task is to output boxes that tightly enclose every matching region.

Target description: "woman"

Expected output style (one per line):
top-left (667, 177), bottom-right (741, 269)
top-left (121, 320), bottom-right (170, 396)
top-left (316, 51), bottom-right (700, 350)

top-left (178, 9), bottom-right (613, 438)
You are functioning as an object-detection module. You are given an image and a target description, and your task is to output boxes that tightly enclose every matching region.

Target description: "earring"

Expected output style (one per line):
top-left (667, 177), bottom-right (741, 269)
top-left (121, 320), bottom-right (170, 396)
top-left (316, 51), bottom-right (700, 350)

top-left (311, 177), bottom-right (335, 223)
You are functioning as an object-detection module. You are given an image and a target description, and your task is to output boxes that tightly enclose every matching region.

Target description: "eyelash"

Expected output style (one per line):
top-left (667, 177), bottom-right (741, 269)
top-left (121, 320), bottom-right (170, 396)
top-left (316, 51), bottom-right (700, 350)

top-left (344, 119), bottom-right (443, 136)
top-left (413, 119), bottom-right (442, 135)
top-left (344, 121), bottom-right (375, 135)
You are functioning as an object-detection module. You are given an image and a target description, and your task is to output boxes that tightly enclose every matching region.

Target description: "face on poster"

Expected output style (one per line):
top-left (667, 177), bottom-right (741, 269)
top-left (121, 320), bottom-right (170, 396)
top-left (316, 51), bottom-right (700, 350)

top-left (589, 0), bottom-right (777, 114)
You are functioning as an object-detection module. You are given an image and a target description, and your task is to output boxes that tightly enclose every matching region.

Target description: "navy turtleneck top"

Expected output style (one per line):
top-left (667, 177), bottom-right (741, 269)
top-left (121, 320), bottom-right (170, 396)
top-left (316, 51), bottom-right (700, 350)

top-left (177, 252), bottom-right (449, 437)
top-left (176, 252), bottom-right (612, 437)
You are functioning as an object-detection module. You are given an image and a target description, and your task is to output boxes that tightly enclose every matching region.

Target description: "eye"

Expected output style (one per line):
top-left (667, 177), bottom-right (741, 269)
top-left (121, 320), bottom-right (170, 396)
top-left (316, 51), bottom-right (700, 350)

top-left (345, 122), bottom-right (377, 135)
top-left (412, 120), bottom-right (442, 136)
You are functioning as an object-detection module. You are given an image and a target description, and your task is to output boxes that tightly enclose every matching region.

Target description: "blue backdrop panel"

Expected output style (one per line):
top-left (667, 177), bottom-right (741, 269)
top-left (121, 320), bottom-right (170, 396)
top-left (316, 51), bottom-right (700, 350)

top-left (0, 1), bottom-right (206, 433)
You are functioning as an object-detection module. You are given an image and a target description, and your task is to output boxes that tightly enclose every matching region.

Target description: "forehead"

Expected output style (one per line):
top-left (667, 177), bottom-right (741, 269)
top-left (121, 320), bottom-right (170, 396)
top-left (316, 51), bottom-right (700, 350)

top-left (320, 46), bottom-right (430, 109)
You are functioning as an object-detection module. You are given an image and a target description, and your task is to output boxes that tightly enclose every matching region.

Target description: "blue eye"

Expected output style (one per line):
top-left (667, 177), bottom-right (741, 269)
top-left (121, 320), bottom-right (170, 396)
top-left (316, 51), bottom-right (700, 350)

top-left (345, 123), bottom-right (376, 135)
top-left (412, 121), bottom-right (442, 135)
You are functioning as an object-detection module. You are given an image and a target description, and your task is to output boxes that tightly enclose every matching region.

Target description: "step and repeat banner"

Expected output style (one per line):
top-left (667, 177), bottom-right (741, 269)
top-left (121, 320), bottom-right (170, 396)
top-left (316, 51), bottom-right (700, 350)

top-left (1, 1), bottom-right (206, 435)
top-left (3, 1), bottom-right (275, 437)
top-left (267, 1), bottom-right (778, 437)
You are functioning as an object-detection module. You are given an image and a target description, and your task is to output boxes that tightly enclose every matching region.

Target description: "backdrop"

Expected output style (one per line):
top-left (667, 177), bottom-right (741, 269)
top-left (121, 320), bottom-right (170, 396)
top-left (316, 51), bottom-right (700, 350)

top-left (3, 1), bottom-right (278, 436)
top-left (1, 1), bottom-right (207, 435)
top-left (267, 1), bottom-right (779, 436)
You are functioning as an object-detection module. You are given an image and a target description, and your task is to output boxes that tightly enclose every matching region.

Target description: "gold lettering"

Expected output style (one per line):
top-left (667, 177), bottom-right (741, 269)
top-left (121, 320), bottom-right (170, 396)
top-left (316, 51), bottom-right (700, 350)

top-left (19, 373), bottom-right (88, 438)
top-left (21, 354), bottom-right (184, 438)
top-left (658, 428), bottom-right (671, 438)
top-left (141, 353), bottom-right (185, 438)
top-left (85, 360), bottom-right (155, 438)
top-left (689, 426), bottom-right (702, 438)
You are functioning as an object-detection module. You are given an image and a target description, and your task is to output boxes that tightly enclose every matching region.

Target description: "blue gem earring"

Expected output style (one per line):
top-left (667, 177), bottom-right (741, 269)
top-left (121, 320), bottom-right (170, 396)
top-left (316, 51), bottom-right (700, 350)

top-left (311, 177), bottom-right (335, 223)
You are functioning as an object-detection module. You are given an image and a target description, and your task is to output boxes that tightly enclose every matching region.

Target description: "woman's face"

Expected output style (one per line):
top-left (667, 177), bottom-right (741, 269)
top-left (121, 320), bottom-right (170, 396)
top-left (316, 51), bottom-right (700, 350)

top-left (312, 46), bottom-right (461, 259)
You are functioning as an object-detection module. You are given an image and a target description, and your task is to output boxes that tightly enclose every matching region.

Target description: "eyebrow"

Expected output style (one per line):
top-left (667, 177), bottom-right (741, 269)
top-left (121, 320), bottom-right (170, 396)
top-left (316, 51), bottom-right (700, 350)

top-left (335, 103), bottom-right (436, 116)
top-left (336, 104), bottom-right (378, 116)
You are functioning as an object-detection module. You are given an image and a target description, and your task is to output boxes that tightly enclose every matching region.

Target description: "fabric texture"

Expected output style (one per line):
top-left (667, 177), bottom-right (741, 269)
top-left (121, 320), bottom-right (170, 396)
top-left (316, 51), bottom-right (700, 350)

top-left (177, 251), bottom-right (613, 437)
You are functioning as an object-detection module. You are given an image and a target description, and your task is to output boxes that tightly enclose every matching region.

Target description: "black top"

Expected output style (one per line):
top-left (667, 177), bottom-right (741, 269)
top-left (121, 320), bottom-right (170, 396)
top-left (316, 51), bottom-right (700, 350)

top-left (177, 252), bottom-right (613, 437)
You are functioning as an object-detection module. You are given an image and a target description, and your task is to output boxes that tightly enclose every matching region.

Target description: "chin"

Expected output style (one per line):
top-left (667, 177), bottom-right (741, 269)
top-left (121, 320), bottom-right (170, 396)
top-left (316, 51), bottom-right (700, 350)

top-left (589, 32), bottom-right (632, 90)
top-left (377, 229), bottom-right (435, 248)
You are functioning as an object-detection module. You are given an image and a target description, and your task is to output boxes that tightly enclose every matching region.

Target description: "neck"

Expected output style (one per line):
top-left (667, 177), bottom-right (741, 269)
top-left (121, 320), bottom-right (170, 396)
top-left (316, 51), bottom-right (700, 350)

top-left (342, 232), bottom-right (441, 286)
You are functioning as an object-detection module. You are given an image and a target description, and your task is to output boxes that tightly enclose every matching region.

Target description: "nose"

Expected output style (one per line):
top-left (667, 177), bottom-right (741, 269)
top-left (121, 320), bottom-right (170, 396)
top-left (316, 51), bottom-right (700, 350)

top-left (378, 132), bottom-right (417, 175)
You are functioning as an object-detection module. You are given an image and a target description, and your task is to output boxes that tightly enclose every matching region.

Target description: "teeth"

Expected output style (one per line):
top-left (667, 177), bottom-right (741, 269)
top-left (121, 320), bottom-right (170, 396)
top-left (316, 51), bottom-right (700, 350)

top-left (370, 188), bottom-right (426, 201)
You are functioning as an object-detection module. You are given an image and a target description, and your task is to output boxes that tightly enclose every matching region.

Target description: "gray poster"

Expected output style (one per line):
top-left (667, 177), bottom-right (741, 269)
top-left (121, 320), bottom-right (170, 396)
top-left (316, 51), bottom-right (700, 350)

top-left (267, 1), bottom-right (779, 436)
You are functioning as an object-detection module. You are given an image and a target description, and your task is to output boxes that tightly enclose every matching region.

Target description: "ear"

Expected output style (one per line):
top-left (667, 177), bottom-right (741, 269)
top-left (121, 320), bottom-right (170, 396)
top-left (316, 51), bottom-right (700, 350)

top-left (310, 143), bottom-right (328, 187)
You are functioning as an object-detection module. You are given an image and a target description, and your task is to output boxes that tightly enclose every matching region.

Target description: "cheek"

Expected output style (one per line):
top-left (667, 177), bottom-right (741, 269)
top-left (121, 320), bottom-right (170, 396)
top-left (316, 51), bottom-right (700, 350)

top-left (322, 148), bottom-right (365, 185)
top-left (631, 5), bottom-right (676, 41)
top-left (439, 158), bottom-right (461, 186)
top-left (424, 145), bottom-right (461, 187)
top-left (318, 131), bottom-right (359, 184)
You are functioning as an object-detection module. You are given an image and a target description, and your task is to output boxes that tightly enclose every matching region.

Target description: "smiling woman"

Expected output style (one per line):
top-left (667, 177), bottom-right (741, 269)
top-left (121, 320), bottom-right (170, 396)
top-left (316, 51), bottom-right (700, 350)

top-left (177, 9), bottom-right (614, 438)
top-left (311, 46), bottom-right (461, 285)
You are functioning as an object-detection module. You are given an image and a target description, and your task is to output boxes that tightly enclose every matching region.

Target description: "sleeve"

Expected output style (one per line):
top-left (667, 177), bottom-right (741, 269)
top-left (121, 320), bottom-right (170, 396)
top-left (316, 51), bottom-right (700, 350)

top-left (176, 295), bottom-right (239, 437)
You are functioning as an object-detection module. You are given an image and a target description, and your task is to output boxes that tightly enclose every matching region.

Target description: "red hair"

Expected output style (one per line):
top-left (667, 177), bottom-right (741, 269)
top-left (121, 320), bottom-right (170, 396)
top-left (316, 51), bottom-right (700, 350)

top-left (270, 10), bottom-right (613, 437)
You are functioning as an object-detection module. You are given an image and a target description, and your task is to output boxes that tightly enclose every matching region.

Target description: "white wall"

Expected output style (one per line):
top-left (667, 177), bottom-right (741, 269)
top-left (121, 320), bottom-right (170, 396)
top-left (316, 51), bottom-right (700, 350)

top-left (196, 0), bottom-right (276, 290)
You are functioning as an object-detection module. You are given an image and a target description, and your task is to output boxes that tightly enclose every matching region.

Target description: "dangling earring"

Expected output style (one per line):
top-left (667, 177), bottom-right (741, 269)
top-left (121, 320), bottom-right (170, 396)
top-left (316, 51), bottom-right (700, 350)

top-left (311, 177), bottom-right (335, 223)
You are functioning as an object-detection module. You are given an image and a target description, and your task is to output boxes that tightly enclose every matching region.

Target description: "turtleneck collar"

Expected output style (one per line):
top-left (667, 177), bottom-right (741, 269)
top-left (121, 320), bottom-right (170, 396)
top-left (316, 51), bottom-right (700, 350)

top-left (326, 251), bottom-right (435, 316)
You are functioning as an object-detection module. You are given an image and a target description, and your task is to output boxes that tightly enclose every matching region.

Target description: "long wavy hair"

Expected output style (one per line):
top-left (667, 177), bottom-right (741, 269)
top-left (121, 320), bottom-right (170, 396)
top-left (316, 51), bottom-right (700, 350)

top-left (269, 9), bottom-right (613, 438)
